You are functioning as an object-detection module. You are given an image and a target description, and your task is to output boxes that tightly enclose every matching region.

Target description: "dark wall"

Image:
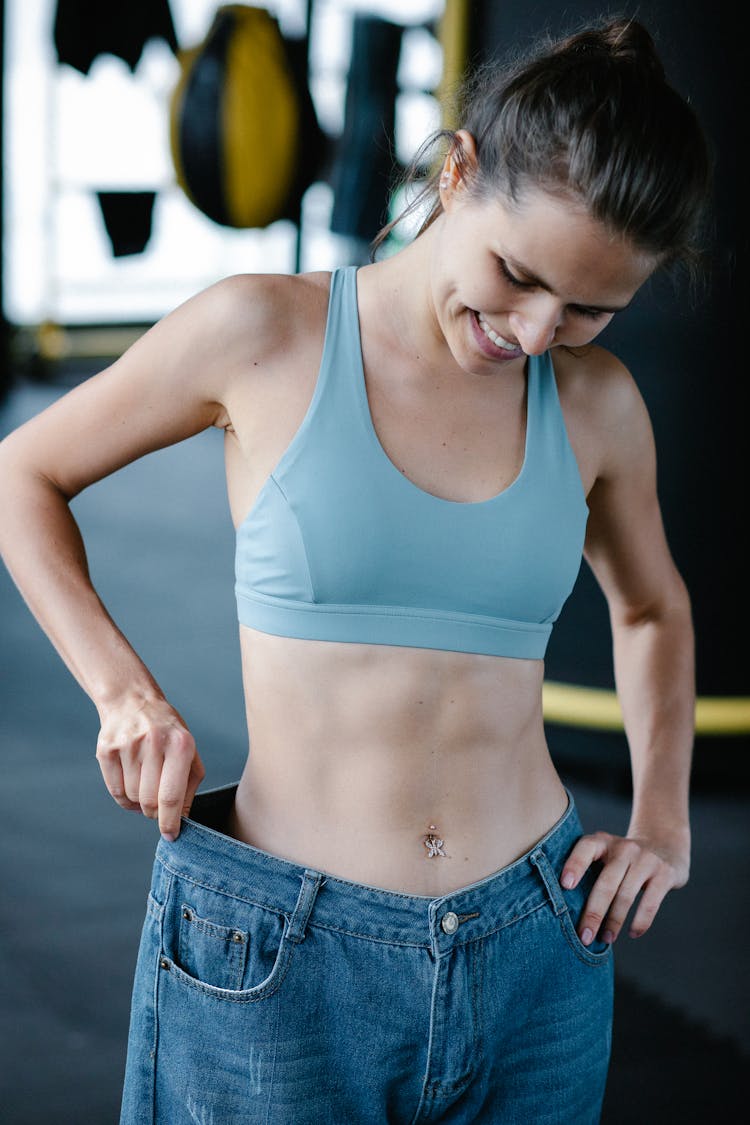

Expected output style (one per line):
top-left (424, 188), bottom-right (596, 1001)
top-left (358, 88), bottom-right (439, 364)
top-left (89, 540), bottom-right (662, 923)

top-left (0, 0), bottom-right (11, 404)
top-left (470, 1), bottom-right (743, 709)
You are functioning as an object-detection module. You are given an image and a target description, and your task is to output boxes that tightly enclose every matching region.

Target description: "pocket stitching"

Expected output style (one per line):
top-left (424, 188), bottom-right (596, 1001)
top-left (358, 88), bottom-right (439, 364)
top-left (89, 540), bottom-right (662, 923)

top-left (558, 909), bottom-right (612, 967)
top-left (177, 903), bottom-right (250, 991)
top-left (158, 858), bottom-right (287, 921)
top-left (159, 940), bottom-right (293, 1003)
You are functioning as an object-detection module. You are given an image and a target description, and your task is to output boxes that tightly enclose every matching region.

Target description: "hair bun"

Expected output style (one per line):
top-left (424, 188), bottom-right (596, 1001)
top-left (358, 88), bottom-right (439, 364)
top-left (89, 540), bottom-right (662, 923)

top-left (563, 18), bottom-right (666, 81)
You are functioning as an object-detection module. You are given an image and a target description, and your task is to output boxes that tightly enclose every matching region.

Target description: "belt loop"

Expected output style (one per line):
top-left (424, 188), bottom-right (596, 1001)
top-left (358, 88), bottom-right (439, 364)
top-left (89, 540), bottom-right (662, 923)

top-left (286, 869), bottom-right (324, 944)
top-left (529, 848), bottom-right (568, 918)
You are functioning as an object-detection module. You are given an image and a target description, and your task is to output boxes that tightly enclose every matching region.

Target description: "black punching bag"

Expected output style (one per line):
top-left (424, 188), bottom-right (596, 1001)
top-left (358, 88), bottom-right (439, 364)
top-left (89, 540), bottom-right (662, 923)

top-left (330, 15), bottom-right (404, 243)
top-left (460, 0), bottom-right (746, 783)
top-left (169, 4), bottom-right (323, 229)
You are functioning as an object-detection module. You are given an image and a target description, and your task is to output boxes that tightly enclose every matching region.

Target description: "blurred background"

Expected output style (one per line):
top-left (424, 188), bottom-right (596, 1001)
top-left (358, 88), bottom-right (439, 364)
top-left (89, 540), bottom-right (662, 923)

top-left (0, 1), bottom-right (746, 1122)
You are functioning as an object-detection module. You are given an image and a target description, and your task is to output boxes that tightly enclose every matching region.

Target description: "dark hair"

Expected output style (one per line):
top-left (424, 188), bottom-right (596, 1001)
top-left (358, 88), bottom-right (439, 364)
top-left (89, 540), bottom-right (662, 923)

top-left (372, 17), bottom-right (712, 275)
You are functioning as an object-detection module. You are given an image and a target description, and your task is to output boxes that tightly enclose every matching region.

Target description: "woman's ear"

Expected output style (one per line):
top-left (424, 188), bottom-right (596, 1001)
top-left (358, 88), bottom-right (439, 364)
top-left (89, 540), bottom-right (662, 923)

top-left (439, 130), bottom-right (478, 207)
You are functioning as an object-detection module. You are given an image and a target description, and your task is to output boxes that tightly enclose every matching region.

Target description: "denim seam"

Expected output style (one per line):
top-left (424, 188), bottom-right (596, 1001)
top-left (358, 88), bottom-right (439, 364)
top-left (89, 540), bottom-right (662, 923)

top-left (146, 893), bottom-right (163, 922)
top-left (301, 898), bottom-right (549, 950)
top-left (473, 935), bottom-right (485, 1070)
top-left (179, 905), bottom-right (249, 942)
top-left (157, 857), bottom-right (551, 948)
top-left (158, 859), bottom-right (432, 946)
top-left (311, 926), bottom-right (429, 950)
top-left (178, 906), bottom-right (249, 991)
top-left (159, 945), bottom-right (294, 1004)
top-left (158, 860), bottom-right (290, 918)
top-left (151, 868), bottom-right (173, 1121)
top-left (410, 955), bottom-right (440, 1123)
top-left (448, 899), bottom-right (549, 948)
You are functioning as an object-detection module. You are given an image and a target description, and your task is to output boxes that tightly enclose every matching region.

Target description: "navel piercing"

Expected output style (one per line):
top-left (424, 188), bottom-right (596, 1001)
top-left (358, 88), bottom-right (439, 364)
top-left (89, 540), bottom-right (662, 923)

top-left (424, 825), bottom-right (448, 858)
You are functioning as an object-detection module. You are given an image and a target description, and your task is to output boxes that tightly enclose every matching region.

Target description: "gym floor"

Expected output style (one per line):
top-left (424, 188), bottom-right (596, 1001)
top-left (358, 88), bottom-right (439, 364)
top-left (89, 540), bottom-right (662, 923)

top-left (1, 378), bottom-right (747, 1124)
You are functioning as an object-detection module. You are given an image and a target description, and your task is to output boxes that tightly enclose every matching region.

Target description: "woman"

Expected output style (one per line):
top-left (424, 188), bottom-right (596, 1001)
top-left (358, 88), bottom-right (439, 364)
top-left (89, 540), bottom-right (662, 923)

top-left (0, 17), bottom-right (711, 1125)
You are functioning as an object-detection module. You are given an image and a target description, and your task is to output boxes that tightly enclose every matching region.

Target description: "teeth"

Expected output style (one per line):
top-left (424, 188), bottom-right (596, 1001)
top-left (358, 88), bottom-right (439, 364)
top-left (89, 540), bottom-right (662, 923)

top-left (478, 314), bottom-right (517, 351)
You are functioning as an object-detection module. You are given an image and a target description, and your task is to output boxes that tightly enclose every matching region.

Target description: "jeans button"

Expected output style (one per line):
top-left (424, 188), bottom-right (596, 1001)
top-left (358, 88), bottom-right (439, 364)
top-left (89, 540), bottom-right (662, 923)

top-left (441, 911), bottom-right (459, 935)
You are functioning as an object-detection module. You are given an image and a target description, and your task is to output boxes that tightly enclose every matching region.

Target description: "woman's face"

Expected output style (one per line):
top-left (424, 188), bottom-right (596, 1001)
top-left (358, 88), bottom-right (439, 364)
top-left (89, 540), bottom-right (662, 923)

top-left (429, 176), bottom-right (658, 376)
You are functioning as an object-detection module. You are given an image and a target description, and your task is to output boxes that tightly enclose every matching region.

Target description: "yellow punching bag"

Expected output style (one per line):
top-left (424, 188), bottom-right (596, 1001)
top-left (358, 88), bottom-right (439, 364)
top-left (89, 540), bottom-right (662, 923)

top-left (170, 5), bottom-right (317, 228)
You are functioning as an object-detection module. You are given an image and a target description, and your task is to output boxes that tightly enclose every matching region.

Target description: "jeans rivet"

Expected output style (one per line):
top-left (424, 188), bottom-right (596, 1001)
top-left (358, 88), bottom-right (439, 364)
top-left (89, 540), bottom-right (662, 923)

top-left (441, 911), bottom-right (459, 935)
top-left (159, 958), bottom-right (170, 971)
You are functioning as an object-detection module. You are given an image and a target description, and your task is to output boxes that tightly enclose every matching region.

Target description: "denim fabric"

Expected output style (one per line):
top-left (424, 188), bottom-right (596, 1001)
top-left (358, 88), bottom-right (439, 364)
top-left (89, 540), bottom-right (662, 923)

top-left (120, 784), bottom-right (613, 1124)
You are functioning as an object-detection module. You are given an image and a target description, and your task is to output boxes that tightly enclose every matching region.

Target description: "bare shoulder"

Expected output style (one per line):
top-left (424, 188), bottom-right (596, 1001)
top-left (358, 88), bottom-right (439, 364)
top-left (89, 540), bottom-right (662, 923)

top-left (195, 270), bottom-right (331, 374)
top-left (213, 270), bottom-right (331, 424)
top-left (552, 343), bottom-right (655, 488)
top-left (163, 269), bottom-right (331, 433)
top-left (552, 342), bottom-right (644, 422)
top-left (0, 271), bottom-right (332, 498)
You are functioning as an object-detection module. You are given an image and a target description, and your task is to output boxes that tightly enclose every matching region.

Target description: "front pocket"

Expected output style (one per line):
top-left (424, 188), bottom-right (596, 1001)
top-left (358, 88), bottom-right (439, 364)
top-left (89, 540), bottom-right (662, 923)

top-left (178, 904), bottom-right (250, 991)
top-left (158, 937), bottom-right (294, 1003)
top-left (558, 908), bottom-right (612, 965)
top-left (559, 864), bottom-right (613, 966)
top-left (161, 877), bottom-right (292, 999)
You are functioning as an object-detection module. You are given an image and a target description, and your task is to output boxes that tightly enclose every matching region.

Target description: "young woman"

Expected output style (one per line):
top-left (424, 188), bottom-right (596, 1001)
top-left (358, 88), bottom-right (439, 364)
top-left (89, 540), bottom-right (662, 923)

top-left (0, 17), bottom-right (711, 1125)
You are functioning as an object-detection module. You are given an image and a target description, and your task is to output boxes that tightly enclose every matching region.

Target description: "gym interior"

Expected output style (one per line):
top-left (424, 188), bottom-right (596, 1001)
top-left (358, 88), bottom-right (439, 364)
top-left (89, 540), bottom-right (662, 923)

top-left (0, 2), bottom-right (745, 1122)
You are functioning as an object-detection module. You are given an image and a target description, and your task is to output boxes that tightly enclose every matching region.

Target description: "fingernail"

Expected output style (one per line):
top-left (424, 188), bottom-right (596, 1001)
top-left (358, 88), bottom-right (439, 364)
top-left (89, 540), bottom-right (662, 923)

top-left (581, 927), bottom-right (594, 945)
top-left (561, 872), bottom-right (575, 889)
top-left (161, 832), bottom-right (176, 843)
top-left (603, 930), bottom-right (615, 944)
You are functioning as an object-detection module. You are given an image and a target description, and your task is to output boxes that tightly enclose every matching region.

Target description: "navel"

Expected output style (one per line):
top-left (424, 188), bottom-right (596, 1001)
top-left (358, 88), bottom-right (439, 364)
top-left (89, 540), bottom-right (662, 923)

top-left (423, 824), bottom-right (448, 858)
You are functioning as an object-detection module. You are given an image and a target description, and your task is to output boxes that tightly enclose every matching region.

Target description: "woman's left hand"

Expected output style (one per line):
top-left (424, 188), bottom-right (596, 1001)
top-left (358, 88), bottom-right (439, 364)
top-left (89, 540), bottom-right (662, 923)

top-left (560, 829), bottom-right (690, 945)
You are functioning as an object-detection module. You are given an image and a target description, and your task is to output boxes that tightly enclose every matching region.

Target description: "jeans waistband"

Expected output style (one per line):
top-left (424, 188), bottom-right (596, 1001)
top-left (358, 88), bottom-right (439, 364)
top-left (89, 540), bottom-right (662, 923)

top-left (154, 783), bottom-right (582, 952)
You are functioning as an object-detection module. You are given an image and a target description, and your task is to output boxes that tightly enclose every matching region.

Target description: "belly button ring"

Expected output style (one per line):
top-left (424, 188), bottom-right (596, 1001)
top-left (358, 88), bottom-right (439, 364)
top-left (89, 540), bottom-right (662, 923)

top-left (424, 825), bottom-right (447, 858)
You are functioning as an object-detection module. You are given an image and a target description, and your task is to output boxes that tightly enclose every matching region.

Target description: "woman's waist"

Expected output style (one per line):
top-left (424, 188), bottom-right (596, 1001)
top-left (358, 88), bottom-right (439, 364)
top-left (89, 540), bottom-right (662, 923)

top-left (227, 739), bottom-right (567, 895)
top-left (174, 777), bottom-right (576, 907)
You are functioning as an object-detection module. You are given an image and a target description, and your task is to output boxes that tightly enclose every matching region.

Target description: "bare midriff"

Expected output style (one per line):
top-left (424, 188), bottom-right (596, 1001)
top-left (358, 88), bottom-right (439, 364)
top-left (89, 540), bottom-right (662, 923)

top-left (226, 625), bottom-right (569, 897)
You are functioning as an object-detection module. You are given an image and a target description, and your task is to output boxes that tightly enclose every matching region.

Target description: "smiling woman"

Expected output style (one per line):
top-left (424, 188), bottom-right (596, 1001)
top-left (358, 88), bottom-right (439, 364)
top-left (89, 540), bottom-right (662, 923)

top-left (425, 180), bottom-right (656, 367)
top-left (0, 15), bottom-right (712, 1125)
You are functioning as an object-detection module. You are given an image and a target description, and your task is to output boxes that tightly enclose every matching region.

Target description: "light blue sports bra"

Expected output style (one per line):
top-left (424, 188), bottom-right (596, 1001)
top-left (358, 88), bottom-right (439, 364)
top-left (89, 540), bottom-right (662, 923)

top-left (235, 267), bottom-right (589, 659)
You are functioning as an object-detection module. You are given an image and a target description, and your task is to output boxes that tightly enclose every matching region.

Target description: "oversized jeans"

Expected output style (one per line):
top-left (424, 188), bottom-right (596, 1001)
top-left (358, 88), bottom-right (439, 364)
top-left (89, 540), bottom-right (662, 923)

top-left (120, 784), bottom-right (613, 1124)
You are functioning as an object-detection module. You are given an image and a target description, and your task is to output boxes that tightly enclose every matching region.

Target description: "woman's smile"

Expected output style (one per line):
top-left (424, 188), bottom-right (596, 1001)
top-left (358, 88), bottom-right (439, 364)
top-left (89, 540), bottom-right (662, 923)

top-left (470, 308), bottom-right (525, 361)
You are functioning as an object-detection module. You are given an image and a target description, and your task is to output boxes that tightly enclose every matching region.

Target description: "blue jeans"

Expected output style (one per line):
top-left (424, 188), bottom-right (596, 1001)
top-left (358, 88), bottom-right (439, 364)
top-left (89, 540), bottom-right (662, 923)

top-left (120, 784), bottom-right (613, 1124)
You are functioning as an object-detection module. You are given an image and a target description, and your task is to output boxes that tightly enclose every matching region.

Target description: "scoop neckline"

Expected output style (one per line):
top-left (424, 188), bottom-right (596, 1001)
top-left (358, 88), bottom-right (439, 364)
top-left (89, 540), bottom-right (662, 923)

top-left (348, 266), bottom-right (532, 508)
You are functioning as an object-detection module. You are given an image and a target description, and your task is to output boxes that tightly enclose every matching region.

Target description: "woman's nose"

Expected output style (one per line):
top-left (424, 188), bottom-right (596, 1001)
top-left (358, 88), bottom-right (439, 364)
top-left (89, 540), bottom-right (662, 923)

top-left (509, 300), bottom-right (561, 355)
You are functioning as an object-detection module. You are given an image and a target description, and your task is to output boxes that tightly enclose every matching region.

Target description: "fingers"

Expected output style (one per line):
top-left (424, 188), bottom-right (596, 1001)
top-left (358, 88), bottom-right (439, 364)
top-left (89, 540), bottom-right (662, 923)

top-left (626, 870), bottom-right (675, 938)
top-left (183, 752), bottom-right (206, 817)
top-left (560, 832), bottom-right (609, 890)
top-left (157, 733), bottom-right (205, 841)
top-left (560, 831), bottom-right (681, 945)
top-left (96, 710), bottom-right (205, 840)
top-left (96, 738), bottom-right (142, 812)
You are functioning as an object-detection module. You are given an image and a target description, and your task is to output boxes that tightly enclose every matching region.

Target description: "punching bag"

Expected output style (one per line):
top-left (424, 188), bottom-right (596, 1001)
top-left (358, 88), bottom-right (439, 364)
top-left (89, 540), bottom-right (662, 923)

top-left (330, 15), bottom-right (404, 242)
top-left (445, 0), bottom-right (746, 784)
top-left (169, 4), bottom-right (323, 229)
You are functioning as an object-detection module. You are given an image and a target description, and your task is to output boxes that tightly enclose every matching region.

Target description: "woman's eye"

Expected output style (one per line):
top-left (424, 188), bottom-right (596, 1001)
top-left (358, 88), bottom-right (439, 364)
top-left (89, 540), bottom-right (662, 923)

top-left (497, 258), bottom-right (611, 321)
top-left (497, 259), bottom-right (530, 289)
top-left (573, 305), bottom-right (608, 320)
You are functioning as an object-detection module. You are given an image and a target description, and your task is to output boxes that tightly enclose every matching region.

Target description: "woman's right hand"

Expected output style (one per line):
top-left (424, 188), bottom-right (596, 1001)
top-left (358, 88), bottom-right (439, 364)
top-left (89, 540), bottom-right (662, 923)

top-left (96, 693), bottom-right (205, 841)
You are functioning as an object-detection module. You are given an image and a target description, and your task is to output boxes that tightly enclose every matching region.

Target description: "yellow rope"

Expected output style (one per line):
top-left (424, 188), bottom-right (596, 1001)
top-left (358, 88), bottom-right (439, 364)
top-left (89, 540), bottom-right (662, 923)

top-left (543, 681), bottom-right (750, 735)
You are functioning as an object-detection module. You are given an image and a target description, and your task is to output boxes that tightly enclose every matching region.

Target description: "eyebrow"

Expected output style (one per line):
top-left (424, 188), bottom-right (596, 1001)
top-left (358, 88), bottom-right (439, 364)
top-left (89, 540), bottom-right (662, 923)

top-left (505, 256), bottom-right (633, 313)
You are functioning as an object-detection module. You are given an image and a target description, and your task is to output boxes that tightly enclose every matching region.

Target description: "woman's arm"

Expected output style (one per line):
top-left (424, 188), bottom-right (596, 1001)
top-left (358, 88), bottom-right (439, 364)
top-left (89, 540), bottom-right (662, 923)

top-left (0, 274), bottom-right (278, 839)
top-left (559, 353), bottom-right (694, 945)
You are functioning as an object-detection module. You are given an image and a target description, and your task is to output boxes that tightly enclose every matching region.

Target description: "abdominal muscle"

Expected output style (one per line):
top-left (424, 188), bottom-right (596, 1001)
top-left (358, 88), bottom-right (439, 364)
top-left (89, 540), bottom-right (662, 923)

top-left (225, 625), bottom-right (569, 897)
